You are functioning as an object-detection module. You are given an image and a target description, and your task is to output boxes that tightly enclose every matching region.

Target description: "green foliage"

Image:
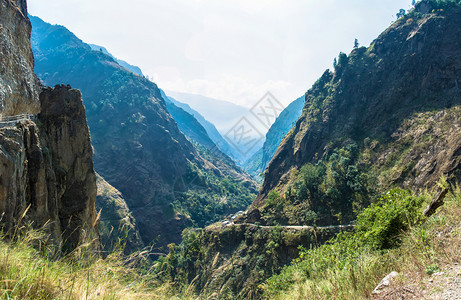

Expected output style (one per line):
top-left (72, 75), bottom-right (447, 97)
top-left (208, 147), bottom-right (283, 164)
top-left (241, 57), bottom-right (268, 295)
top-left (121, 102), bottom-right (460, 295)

top-left (425, 263), bottom-right (440, 275)
top-left (334, 52), bottom-right (349, 75)
top-left (263, 143), bottom-right (375, 226)
top-left (263, 189), bottom-right (428, 298)
top-left (396, 8), bottom-right (407, 19)
top-left (354, 38), bottom-right (359, 48)
top-left (266, 191), bottom-right (281, 208)
top-left (428, 0), bottom-right (461, 9)
top-left (355, 189), bottom-right (425, 249)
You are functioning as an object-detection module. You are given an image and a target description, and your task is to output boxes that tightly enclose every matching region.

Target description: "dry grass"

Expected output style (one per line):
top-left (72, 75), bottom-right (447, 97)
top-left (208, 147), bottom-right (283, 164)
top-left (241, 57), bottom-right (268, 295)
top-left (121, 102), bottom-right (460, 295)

top-left (0, 224), bottom-right (198, 300)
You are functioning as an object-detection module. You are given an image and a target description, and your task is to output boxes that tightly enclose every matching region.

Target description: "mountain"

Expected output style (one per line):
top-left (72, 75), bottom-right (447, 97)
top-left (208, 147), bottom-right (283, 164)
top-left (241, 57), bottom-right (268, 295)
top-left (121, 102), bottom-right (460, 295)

top-left (30, 15), bottom-right (258, 251)
top-left (244, 96), bottom-right (304, 180)
top-left (0, 0), bottom-right (99, 252)
top-left (166, 91), bottom-right (266, 162)
top-left (85, 47), bottom-right (241, 172)
top-left (161, 1), bottom-right (461, 297)
top-left (160, 90), bottom-right (243, 162)
top-left (254, 0), bottom-right (461, 221)
top-left (165, 91), bottom-right (250, 134)
top-left (161, 92), bottom-right (216, 150)
top-left (88, 44), bottom-right (143, 76)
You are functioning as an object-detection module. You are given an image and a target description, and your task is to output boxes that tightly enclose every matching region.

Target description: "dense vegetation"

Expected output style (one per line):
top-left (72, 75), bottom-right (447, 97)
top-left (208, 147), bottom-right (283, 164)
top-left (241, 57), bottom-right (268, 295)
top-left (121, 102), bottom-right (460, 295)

top-left (153, 220), bottom-right (345, 298)
top-left (262, 143), bottom-right (375, 226)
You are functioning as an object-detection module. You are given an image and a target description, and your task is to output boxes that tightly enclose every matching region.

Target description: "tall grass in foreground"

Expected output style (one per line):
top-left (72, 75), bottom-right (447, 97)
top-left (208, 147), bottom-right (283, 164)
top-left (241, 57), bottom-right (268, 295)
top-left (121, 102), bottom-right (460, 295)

top-left (0, 221), bottom-right (197, 299)
top-left (262, 186), bottom-right (461, 299)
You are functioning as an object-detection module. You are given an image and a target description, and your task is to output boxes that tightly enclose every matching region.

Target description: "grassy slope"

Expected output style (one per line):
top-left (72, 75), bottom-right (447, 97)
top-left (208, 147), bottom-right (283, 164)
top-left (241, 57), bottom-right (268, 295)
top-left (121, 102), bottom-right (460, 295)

top-left (263, 186), bottom-right (460, 299)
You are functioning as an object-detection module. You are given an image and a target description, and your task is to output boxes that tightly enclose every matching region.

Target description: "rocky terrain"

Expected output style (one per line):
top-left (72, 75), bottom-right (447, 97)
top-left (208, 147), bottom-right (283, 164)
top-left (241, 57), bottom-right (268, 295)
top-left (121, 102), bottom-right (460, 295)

top-left (0, 0), bottom-right (39, 115)
top-left (96, 174), bottom-right (144, 254)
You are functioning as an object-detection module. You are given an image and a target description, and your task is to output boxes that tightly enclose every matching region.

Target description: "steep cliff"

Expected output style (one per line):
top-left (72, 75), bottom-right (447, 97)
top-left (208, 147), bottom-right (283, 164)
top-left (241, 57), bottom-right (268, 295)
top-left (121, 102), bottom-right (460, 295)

top-left (244, 96), bottom-right (305, 180)
top-left (39, 85), bottom-right (98, 250)
top-left (255, 2), bottom-right (461, 218)
top-left (0, 0), bottom-right (98, 252)
top-left (162, 2), bottom-right (461, 297)
top-left (0, 85), bottom-right (99, 251)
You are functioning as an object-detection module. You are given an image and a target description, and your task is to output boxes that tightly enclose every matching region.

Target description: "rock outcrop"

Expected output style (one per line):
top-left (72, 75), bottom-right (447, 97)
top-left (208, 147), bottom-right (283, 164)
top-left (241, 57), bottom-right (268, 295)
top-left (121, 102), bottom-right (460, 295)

top-left (39, 85), bottom-right (99, 250)
top-left (0, 0), bottom-right (99, 252)
top-left (0, 85), bottom-right (99, 251)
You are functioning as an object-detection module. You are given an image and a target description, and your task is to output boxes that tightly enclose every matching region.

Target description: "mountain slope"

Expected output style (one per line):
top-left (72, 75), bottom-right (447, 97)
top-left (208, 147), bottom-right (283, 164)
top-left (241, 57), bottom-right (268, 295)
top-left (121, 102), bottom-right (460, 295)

top-left (253, 0), bottom-right (461, 225)
top-left (165, 91), bottom-right (250, 135)
top-left (244, 96), bottom-right (304, 179)
top-left (30, 15), bottom-right (257, 250)
top-left (96, 174), bottom-right (144, 254)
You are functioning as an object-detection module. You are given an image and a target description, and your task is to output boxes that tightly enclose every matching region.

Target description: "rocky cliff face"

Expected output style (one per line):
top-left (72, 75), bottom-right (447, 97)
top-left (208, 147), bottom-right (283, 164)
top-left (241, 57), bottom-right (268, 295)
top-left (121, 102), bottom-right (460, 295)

top-left (255, 3), bottom-right (461, 208)
top-left (0, 0), bottom-right (39, 115)
top-left (0, 0), bottom-right (99, 252)
top-left (0, 85), bottom-right (99, 251)
top-left (39, 85), bottom-right (98, 250)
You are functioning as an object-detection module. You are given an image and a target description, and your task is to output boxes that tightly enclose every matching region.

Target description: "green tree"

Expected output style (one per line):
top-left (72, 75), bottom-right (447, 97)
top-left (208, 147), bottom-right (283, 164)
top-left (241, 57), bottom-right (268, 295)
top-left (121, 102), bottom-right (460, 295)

top-left (354, 38), bottom-right (359, 48)
top-left (396, 8), bottom-right (406, 19)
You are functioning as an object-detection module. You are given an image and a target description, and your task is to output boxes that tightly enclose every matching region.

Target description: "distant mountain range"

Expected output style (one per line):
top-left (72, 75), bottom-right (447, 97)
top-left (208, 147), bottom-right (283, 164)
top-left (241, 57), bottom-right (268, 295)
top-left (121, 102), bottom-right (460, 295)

top-left (83, 45), bottom-right (252, 164)
top-left (166, 91), bottom-right (267, 162)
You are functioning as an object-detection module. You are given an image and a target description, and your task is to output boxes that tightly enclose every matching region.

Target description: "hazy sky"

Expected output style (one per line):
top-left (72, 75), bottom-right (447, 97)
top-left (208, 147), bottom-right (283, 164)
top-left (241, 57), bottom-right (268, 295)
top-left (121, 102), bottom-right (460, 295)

top-left (28, 0), bottom-right (412, 107)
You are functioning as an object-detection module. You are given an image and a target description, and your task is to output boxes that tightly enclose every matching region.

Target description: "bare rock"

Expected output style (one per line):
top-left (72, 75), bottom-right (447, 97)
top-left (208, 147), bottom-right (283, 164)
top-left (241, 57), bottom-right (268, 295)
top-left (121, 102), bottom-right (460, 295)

top-left (0, 0), bottom-right (40, 115)
top-left (373, 271), bottom-right (399, 295)
top-left (38, 85), bottom-right (99, 251)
